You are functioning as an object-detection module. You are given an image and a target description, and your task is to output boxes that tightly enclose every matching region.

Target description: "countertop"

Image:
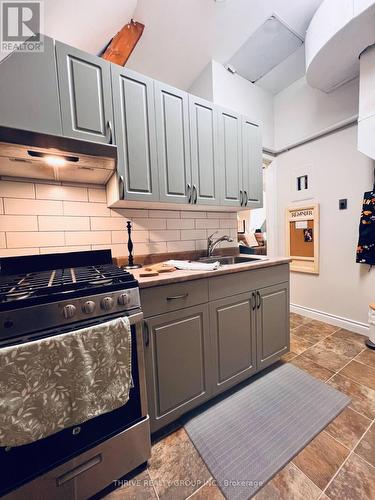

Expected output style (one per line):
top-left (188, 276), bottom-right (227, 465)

top-left (133, 256), bottom-right (291, 289)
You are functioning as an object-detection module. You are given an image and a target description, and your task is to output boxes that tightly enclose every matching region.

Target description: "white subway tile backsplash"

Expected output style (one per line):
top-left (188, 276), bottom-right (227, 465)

top-left (133, 218), bottom-right (167, 230)
top-left (181, 211), bottom-right (206, 218)
top-left (0, 247), bottom-right (40, 256)
top-left (167, 218), bottom-right (194, 230)
top-left (166, 240), bottom-right (195, 252)
top-left (180, 229), bottom-right (206, 240)
top-left (0, 180), bottom-right (35, 199)
top-left (149, 210), bottom-right (180, 219)
top-left (4, 198), bottom-right (63, 215)
top-left (65, 231), bottom-right (111, 246)
top-left (63, 201), bottom-right (111, 217)
top-left (88, 188), bottom-right (106, 203)
top-left (0, 180), bottom-right (239, 257)
top-left (149, 230), bottom-right (180, 242)
top-left (90, 217), bottom-right (126, 231)
top-left (38, 216), bottom-right (90, 231)
top-left (36, 184), bottom-right (88, 202)
top-left (7, 231), bottom-right (65, 248)
top-left (0, 215), bottom-right (38, 231)
top-left (196, 219), bottom-right (220, 229)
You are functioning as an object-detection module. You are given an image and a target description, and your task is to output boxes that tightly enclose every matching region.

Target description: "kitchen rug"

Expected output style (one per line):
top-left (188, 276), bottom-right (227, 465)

top-left (185, 363), bottom-right (349, 500)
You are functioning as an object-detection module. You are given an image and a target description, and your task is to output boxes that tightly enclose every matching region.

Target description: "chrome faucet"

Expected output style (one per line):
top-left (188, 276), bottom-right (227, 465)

top-left (207, 232), bottom-right (234, 257)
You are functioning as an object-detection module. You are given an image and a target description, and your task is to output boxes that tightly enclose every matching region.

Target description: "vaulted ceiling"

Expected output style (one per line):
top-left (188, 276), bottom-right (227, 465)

top-left (1, 0), bottom-right (324, 94)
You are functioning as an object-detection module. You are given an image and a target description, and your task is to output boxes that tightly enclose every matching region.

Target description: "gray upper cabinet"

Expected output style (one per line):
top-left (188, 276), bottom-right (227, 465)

top-left (144, 305), bottom-right (211, 432)
top-left (55, 41), bottom-right (114, 144)
top-left (0, 36), bottom-right (62, 135)
top-left (256, 282), bottom-right (290, 370)
top-left (155, 81), bottom-right (192, 204)
top-left (111, 67), bottom-right (159, 201)
top-left (210, 292), bottom-right (257, 396)
top-left (189, 95), bottom-right (220, 205)
top-left (242, 118), bottom-right (263, 209)
top-left (217, 107), bottom-right (243, 207)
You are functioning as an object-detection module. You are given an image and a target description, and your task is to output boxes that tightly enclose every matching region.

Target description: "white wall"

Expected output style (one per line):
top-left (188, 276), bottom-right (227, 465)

top-left (275, 126), bottom-right (374, 331)
top-left (188, 62), bottom-right (214, 101)
top-left (274, 75), bottom-right (359, 149)
top-left (212, 61), bottom-right (275, 150)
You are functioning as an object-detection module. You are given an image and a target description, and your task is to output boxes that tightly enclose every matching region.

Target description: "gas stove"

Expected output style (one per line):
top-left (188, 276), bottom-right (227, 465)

top-left (0, 250), bottom-right (140, 343)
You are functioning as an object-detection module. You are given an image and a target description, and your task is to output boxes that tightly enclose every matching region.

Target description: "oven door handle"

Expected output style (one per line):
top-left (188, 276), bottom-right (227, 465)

top-left (56, 454), bottom-right (102, 486)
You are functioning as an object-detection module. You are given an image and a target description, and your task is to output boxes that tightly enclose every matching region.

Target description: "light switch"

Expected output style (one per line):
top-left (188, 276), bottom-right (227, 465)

top-left (339, 199), bottom-right (348, 210)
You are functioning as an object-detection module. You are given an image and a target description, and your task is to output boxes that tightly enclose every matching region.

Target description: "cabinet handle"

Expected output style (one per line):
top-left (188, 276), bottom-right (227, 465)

top-left (106, 120), bottom-right (113, 144)
top-left (252, 292), bottom-right (256, 310)
top-left (119, 174), bottom-right (125, 200)
top-left (56, 454), bottom-right (102, 486)
top-left (240, 190), bottom-right (243, 206)
top-left (143, 320), bottom-right (150, 347)
top-left (244, 190), bottom-right (248, 206)
top-left (256, 291), bottom-right (261, 309)
top-left (187, 183), bottom-right (192, 203)
top-left (166, 293), bottom-right (189, 301)
top-left (192, 185), bottom-right (197, 204)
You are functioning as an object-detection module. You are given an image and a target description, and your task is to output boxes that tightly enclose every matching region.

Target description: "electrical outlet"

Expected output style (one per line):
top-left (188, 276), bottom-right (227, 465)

top-left (339, 199), bottom-right (348, 210)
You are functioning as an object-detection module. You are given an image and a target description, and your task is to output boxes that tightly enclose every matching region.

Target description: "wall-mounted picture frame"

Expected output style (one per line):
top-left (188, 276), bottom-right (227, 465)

top-left (286, 204), bottom-right (319, 274)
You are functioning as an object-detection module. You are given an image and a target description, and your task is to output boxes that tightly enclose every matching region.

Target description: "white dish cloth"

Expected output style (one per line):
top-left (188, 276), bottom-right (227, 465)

top-left (165, 260), bottom-right (220, 271)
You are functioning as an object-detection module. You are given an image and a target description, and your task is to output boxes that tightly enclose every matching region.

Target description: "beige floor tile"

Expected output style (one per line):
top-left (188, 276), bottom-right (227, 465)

top-left (355, 348), bottom-right (375, 369)
top-left (355, 423), bottom-right (375, 467)
top-left (291, 355), bottom-right (335, 381)
top-left (325, 453), bottom-right (375, 500)
top-left (301, 345), bottom-right (351, 373)
top-left (324, 407), bottom-right (371, 449)
top-left (290, 334), bottom-right (314, 355)
top-left (339, 361), bottom-right (375, 391)
top-left (327, 374), bottom-right (375, 419)
top-left (254, 463), bottom-right (321, 500)
top-left (293, 431), bottom-right (349, 490)
top-left (148, 428), bottom-right (210, 500)
top-left (104, 470), bottom-right (157, 500)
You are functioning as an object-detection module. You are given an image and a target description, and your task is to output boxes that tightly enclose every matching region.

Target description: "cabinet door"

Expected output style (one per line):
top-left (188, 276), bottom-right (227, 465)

top-left (210, 292), bottom-right (257, 395)
top-left (144, 305), bottom-right (211, 432)
top-left (256, 282), bottom-right (290, 370)
top-left (111, 67), bottom-right (159, 201)
top-left (242, 118), bottom-right (263, 208)
top-left (155, 82), bottom-right (192, 203)
top-left (217, 107), bottom-right (243, 207)
top-left (189, 95), bottom-right (220, 205)
top-left (56, 41), bottom-right (114, 143)
top-left (0, 36), bottom-right (62, 135)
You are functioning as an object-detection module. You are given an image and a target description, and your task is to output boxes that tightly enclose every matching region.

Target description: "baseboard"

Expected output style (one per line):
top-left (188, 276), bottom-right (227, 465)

top-left (290, 303), bottom-right (369, 337)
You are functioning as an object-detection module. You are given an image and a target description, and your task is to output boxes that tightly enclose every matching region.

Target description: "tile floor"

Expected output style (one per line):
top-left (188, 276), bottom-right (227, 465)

top-left (105, 313), bottom-right (375, 500)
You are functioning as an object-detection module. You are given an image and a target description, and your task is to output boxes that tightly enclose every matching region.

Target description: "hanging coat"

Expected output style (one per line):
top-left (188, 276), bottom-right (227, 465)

top-left (356, 188), bottom-right (375, 265)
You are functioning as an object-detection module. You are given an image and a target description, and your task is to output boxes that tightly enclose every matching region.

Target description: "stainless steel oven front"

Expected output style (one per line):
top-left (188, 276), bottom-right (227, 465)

top-left (1, 310), bottom-right (151, 499)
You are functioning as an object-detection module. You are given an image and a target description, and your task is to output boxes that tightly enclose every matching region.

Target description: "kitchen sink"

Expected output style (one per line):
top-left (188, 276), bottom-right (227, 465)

top-left (198, 255), bottom-right (267, 265)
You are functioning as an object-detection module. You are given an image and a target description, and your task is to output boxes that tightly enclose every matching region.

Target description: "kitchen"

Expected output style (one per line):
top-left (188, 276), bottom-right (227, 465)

top-left (0, 1), bottom-right (374, 499)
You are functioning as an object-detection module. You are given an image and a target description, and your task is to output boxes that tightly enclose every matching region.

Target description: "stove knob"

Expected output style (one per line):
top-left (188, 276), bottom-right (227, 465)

top-left (63, 304), bottom-right (76, 319)
top-left (101, 296), bottom-right (114, 311)
top-left (118, 293), bottom-right (130, 306)
top-left (82, 300), bottom-right (96, 314)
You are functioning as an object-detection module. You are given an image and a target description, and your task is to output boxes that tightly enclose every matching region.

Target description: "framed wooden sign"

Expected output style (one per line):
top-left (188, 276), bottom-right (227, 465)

top-left (286, 204), bottom-right (319, 274)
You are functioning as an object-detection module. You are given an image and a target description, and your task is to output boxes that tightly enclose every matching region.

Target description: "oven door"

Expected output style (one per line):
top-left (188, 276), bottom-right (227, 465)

top-left (0, 311), bottom-right (147, 497)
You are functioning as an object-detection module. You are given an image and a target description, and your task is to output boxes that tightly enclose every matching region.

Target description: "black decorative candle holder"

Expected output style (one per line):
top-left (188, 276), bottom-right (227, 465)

top-left (123, 220), bottom-right (142, 269)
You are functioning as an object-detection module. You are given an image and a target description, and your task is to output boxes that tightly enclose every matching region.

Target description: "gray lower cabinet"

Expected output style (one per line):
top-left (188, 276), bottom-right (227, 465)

top-left (55, 41), bottom-right (114, 144)
top-left (242, 118), bottom-right (263, 209)
top-left (155, 81), bottom-right (192, 204)
top-left (217, 107), bottom-right (243, 207)
top-left (111, 67), bottom-right (159, 201)
top-left (189, 95), bottom-right (220, 205)
top-left (210, 292), bottom-right (257, 395)
top-left (256, 282), bottom-right (290, 370)
top-left (0, 36), bottom-right (62, 135)
top-left (144, 305), bottom-right (211, 432)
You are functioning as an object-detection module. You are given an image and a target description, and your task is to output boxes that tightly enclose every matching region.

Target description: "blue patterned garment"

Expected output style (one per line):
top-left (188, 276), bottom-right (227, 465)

top-left (357, 189), bottom-right (375, 265)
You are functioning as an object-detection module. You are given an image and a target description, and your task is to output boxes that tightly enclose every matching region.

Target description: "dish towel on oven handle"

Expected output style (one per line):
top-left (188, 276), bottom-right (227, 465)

top-left (0, 316), bottom-right (132, 447)
top-left (356, 188), bottom-right (375, 266)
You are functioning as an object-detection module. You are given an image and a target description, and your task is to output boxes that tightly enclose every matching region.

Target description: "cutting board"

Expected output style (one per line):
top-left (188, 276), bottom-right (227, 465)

top-left (139, 262), bottom-right (176, 277)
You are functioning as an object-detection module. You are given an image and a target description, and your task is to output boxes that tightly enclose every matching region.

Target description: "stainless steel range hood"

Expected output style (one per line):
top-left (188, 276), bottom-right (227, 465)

top-left (0, 126), bottom-right (117, 184)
